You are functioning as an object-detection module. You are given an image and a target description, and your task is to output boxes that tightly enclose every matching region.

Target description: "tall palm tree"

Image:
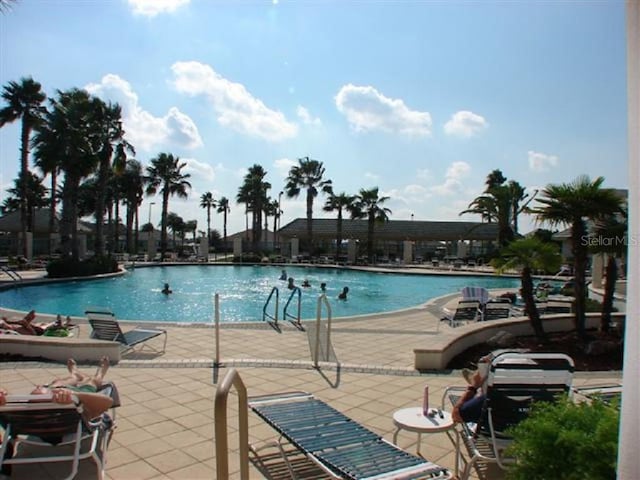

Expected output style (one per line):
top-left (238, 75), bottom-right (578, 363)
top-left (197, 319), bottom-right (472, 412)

top-left (92, 99), bottom-right (134, 256)
top-left (33, 88), bottom-right (101, 260)
top-left (590, 205), bottom-right (628, 333)
top-left (323, 191), bottom-right (356, 261)
top-left (216, 196), bottom-right (230, 251)
top-left (0, 77), bottom-right (47, 257)
top-left (284, 157), bottom-right (332, 254)
top-left (2, 173), bottom-right (48, 220)
top-left (185, 219), bottom-right (198, 247)
top-left (531, 175), bottom-right (623, 339)
top-left (237, 164), bottom-right (270, 251)
top-left (145, 153), bottom-right (192, 261)
top-left (33, 136), bottom-right (61, 253)
top-left (166, 212), bottom-right (184, 250)
top-left (200, 192), bottom-right (216, 248)
top-left (351, 187), bottom-right (391, 263)
top-left (120, 159), bottom-right (145, 254)
top-left (492, 238), bottom-right (562, 341)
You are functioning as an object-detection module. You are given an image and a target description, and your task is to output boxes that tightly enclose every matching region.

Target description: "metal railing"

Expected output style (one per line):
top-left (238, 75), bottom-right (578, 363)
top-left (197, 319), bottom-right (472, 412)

top-left (0, 266), bottom-right (22, 282)
top-left (283, 286), bottom-right (302, 327)
top-left (313, 294), bottom-right (333, 367)
top-left (214, 368), bottom-right (249, 479)
top-left (262, 287), bottom-right (279, 324)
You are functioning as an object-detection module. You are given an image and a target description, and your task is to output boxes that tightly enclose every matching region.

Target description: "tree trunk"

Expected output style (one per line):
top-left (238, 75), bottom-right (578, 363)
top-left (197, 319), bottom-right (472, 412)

top-left (367, 214), bottom-right (375, 263)
top-left (600, 256), bottom-right (618, 333)
top-left (48, 170), bottom-right (57, 255)
top-left (160, 190), bottom-right (169, 261)
top-left (306, 191), bottom-right (313, 254)
top-left (336, 209), bottom-right (343, 261)
top-left (19, 119), bottom-right (30, 259)
top-left (522, 267), bottom-right (547, 341)
top-left (571, 219), bottom-right (588, 339)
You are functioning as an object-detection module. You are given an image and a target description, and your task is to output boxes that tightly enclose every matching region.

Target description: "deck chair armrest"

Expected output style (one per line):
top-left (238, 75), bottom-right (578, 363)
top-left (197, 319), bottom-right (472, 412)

top-left (441, 386), bottom-right (467, 409)
top-left (248, 391), bottom-right (313, 406)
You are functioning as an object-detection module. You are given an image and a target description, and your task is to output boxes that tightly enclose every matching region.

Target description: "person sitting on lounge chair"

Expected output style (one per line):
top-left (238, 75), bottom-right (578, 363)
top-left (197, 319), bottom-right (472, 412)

top-left (28, 357), bottom-right (114, 420)
top-left (0, 310), bottom-right (41, 335)
top-left (452, 369), bottom-right (486, 424)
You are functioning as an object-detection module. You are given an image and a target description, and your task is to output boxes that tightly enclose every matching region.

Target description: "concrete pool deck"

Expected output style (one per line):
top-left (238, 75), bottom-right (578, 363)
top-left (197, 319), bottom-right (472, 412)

top-left (0, 267), bottom-right (623, 479)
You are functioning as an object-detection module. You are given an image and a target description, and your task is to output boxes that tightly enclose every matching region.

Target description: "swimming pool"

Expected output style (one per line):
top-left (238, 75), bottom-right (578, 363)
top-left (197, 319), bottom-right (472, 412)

top-left (0, 266), bottom-right (521, 323)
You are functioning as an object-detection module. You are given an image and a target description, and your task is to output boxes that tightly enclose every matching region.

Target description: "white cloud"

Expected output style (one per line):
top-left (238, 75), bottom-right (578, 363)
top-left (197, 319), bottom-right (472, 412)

top-left (430, 161), bottom-right (471, 195)
top-left (444, 110), bottom-right (488, 137)
top-left (85, 74), bottom-right (202, 152)
top-left (528, 150), bottom-right (558, 172)
top-left (335, 84), bottom-right (432, 136)
top-left (183, 158), bottom-right (215, 182)
top-left (273, 158), bottom-right (297, 178)
top-left (296, 105), bottom-right (322, 126)
top-left (416, 168), bottom-right (431, 181)
top-left (127, 0), bottom-right (190, 17)
top-left (364, 172), bottom-right (379, 181)
top-left (171, 61), bottom-right (298, 142)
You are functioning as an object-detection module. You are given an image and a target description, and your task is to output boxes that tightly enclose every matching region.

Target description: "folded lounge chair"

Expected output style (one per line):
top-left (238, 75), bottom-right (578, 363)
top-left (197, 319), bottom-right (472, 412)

top-left (460, 287), bottom-right (490, 305)
top-left (86, 310), bottom-right (167, 354)
top-left (442, 352), bottom-right (574, 480)
top-left (0, 384), bottom-right (119, 480)
top-left (249, 391), bottom-right (451, 479)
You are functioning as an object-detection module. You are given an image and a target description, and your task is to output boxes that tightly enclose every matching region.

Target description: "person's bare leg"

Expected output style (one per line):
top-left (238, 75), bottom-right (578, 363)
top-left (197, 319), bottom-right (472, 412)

top-left (92, 356), bottom-right (110, 388)
top-left (67, 358), bottom-right (77, 374)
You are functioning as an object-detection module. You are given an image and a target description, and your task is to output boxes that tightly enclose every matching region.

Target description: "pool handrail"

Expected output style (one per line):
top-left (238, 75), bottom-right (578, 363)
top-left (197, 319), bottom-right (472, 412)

top-left (283, 286), bottom-right (302, 327)
top-left (262, 287), bottom-right (279, 325)
top-left (313, 293), bottom-right (333, 367)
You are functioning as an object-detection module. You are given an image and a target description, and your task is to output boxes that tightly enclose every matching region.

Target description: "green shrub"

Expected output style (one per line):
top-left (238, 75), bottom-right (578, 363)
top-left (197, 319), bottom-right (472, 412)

top-left (506, 396), bottom-right (619, 480)
top-left (46, 255), bottom-right (119, 278)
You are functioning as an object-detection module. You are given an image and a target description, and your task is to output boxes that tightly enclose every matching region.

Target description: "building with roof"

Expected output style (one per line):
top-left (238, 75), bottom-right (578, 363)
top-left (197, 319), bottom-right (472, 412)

top-left (277, 218), bottom-right (499, 262)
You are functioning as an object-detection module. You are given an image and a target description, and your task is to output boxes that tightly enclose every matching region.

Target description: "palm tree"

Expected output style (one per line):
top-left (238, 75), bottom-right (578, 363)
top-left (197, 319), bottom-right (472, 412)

top-left (216, 196), bottom-right (230, 251)
top-left (323, 191), bottom-right (356, 261)
top-left (33, 136), bottom-right (61, 253)
top-left (0, 77), bottom-right (47, 257)
top-left (120, 159), bottom-right (145, 254)
top-left (460, 170), bottom-right (533, 246)
top-left (531, 175), bottom-right (623, 339)
top-left (590, 206), bottom-right (628, 332)
top-left (33, 88), bottom-right (101, 260)
top-left (237, 164), bottom-right (270, 251)
top-left (185, 219), bottom-right (198, 247)
top-left (351, 187), bottom-right (391, 263)
top-left (492, 238), bottom-right (562, 341)
top-left (284, 157), bottom-right (332, 254)
top-left (92, 99), bottom-right (134, 256)
top-left (2, 173), bottom-right (48, 221)
top-left (145, 153), bottom-right (192, 261)
top-left (200, 192), bottom-right (216, 248)
top-left (166, 212), bottom-right (184, 250)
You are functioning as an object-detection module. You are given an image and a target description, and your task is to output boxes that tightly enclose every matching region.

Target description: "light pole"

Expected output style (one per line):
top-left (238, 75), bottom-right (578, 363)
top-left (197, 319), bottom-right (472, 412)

top-left (277, 191), bottom-right (283, 250)
top-left (148, 202), bottom-right (155, 227)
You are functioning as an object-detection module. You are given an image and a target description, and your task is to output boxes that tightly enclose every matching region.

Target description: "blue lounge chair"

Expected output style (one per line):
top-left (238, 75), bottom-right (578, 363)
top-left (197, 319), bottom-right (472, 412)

top-left (249, 392), bottom-right (451, 479)
top-left (86, 310), bottom-right (167, 354)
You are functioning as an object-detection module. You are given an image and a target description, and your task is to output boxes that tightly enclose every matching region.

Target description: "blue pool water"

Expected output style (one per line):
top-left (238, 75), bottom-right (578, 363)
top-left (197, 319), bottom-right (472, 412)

top-left (0, 266), bottom-right (521, 323)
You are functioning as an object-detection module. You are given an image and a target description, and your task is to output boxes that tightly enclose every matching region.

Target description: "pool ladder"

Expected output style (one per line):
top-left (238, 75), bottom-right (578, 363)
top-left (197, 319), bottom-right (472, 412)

top-left (262, 287), bottom-right (279, 324)
top-left (283, 287), bottom-right (302, 328)
top-left (0, 266), bottom-right (22, 282)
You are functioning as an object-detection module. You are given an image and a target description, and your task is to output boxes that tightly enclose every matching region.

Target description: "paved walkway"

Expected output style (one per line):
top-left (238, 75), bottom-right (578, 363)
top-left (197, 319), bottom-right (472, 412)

top-left (0, 267), bottom-right (622, 479)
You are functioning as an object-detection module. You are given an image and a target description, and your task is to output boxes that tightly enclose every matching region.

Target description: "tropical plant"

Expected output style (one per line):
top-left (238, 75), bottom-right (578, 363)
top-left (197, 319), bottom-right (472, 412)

top-left (120, 159), bottom-right (145, 254)
top-left (284, 156), bottom-right (332, 253)
top-left (461, 169), bottom-right (535, 246)
top-left (145, 153), bottom-right (192, 260)
top-left (92, 100), bottom-right (134, 256)
top-left (216, 196), bottom-right (230, 250)
top-left (323, 191), bottom-right (356, 261)
top-left (200, 192), bottom-right (216, 247)
top-left (492, 238), bottom-right (562, 341)
top-left (506, 396), bottom-right (619, 480)
top-left (531, 176), bottom-right (623, 339)
top-left (166, 212), bottom-right (184, 249)
top-left (350, 187), bottom-right (391, 263)
top-left (1, 172), bottom-right (48, 216)
top-left (185, 219), bottom-right (198, 246)
top-left (237, 164), bottom-right (270, 250)
top-left (590, 205), bottom-right (628, 332)
top-left (33, 89), bottom-right (101, 260)
top-left (0, 77), bottom-right (47, 257)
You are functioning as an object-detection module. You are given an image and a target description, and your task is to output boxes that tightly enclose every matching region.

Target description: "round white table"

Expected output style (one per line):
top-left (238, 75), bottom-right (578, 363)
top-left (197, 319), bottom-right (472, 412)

top-left (392, 407), bottom-right (455, 456)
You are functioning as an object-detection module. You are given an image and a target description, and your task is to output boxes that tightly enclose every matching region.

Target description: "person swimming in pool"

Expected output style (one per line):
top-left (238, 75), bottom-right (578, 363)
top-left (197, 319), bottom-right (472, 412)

top-left (287, 277), bottom-right (295, 290)
top-left (301, 279), bottom-right (311, 288)
top-left (320, 282), bottom-right (327, 292)
top-left (338, 286), bottom-right (349, 300)
top-left (161, 283), bottom-right (172, 295)
top-left (279, 269), bottom-right (288, 281)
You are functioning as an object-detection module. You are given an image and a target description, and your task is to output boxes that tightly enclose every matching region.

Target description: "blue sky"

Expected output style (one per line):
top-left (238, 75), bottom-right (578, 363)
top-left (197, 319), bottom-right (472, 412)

top-left (0, 0), bottom-right (628, 236)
